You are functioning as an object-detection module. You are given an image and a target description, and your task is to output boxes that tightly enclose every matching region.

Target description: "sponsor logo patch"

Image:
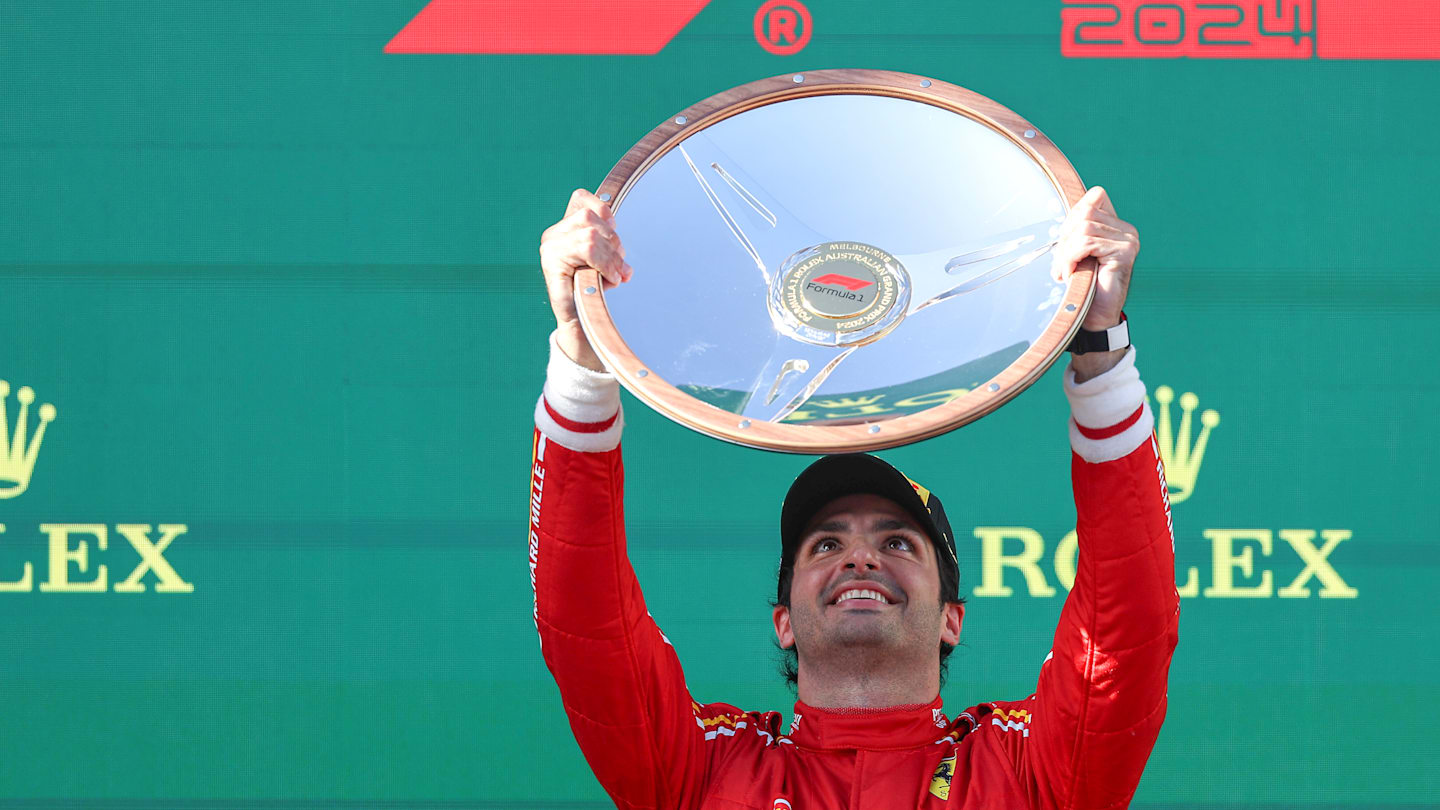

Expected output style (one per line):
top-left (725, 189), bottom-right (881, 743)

top-left (929, 753), bottom-right (956, 800)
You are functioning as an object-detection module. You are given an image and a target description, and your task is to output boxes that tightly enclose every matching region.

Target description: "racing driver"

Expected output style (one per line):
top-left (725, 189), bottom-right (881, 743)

top-left (530, 186), bottom-right (1177, 809)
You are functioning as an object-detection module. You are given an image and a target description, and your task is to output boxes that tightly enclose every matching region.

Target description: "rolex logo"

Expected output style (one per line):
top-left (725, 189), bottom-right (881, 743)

top-left (0, 380), bottom-right (57, 499)
top-left (1152, 385), bottom-right (1219, 504)
top-left (0, 380), bottom-right (194, 593)
top-left (973, 381), bottom-right (1353, 601)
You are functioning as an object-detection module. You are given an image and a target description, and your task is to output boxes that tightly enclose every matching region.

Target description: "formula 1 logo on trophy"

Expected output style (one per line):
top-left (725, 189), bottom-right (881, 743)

top-left (574, 69), bottom-right (1099, 452)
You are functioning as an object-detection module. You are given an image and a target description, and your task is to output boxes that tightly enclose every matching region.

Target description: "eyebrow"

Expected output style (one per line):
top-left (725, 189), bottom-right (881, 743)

top-left (806, 517), bottom-right (920, 535)
top-left (872, 518), bottom-right (913, 532)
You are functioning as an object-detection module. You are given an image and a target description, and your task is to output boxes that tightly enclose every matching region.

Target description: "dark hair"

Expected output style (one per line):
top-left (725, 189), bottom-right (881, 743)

top-left (772, 552), bottom-right (966, 690)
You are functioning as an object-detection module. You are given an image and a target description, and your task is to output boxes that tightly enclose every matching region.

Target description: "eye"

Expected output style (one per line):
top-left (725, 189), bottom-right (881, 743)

top-left (810, 537), bottom-right (839, 554)
top-left (886, 535), bottom-right (915, 552)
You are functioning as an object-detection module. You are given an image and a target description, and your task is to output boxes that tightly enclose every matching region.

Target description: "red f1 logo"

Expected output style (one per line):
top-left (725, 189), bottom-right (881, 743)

top-left (811, 273), bottom-right (874, 291)
top-left (386, 0), bottom-right (712, 54)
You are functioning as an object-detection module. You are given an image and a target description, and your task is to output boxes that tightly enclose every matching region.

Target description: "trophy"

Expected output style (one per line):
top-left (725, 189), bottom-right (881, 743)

top-left (574, 69), bottom-right (1095, 452)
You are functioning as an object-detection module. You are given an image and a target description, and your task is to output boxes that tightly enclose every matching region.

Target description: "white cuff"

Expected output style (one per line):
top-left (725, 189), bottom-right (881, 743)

top-left (1064, 346), bottom-right (1152, 463)
top-left (536, 330), bottom-right (623, 452)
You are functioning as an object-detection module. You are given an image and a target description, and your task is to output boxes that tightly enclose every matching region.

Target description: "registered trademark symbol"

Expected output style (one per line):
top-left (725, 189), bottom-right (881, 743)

top-left (754, 0), bottom-right (812, 55)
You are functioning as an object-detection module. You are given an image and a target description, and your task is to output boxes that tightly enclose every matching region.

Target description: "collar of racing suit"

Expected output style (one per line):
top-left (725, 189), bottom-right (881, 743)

top-left (787, 696), bottom-right (961, 751)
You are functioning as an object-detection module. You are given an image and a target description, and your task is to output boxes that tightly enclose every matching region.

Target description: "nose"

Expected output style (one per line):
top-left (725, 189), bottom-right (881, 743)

top-left (842, 542), bottom-right (882, 571)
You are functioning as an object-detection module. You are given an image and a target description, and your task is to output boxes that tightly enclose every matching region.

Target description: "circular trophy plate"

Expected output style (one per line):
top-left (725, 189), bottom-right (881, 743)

top-left (575, 69), bottom-right (1095, 453)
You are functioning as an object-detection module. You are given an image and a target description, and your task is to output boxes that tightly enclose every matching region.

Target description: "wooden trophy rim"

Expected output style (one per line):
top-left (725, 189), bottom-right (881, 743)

top-left (575, 68), bottom-right (1094, 454)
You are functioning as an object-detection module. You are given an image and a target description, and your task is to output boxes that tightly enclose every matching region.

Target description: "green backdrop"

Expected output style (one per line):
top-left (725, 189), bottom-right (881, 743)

top-left (2, 1), bottom-right (1436, 806)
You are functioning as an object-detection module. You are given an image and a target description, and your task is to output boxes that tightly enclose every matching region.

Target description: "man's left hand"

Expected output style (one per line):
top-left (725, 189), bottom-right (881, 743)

top-left (1050, 186), bottom-right (1140, 382)
top-left (1050, 186), bottom-right (1140, 331)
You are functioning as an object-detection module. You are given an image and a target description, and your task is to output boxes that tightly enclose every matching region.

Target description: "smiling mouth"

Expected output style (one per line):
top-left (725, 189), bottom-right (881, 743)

top-left (832, 588), bottom-right (892, 606)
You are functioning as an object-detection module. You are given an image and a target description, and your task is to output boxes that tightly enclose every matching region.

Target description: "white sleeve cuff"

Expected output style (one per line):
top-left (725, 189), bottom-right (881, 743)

top-left (535, 330), bottom-right (624, 452)
top-left (1063, 346), bottom-right (1153, 463)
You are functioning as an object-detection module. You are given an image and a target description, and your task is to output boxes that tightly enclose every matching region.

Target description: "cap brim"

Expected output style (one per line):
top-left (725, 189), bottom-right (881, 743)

top-left (780, 454), bottom-right (941, 557)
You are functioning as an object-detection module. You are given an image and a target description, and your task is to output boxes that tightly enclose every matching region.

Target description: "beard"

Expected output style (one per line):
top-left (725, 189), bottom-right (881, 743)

top-left (789, 591), bottom-right (945, 669)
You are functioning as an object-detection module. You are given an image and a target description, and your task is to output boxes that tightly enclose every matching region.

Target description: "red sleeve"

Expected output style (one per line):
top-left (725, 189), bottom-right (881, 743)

top-left (1010, 354), bottom-right (1181, 808)
top-left (530, 421), bottom-right (712, 810)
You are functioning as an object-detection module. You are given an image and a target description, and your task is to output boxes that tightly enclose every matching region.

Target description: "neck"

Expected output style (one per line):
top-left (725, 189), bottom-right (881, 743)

top-left (795, 648), bottom-right (940, 709)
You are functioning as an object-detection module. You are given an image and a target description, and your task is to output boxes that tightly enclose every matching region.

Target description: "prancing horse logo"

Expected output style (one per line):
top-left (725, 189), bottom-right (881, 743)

top-left (810, 273), bottom-right (874, 291)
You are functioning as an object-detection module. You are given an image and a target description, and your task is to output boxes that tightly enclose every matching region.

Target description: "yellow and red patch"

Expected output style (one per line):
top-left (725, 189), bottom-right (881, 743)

top-left (929, 753), bottom-right (956, 800)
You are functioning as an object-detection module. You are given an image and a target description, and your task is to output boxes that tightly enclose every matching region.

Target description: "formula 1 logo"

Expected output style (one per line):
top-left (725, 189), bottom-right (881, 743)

top-left (810, 273), bottom-right (874, 291)
top-left (1062, 0), bottom-right (1440, 59)
top-left (386, 0), bottom-right (712, 54)
top-left (387, 0), bottom-right (815, 55)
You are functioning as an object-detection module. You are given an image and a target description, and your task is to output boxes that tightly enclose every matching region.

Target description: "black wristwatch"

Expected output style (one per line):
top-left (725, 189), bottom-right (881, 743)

top-left (1068, 312), bottom-right (1130, 355)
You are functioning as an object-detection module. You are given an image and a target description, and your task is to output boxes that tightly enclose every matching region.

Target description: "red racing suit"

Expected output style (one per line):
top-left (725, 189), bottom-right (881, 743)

top-left (529, 334), bottom-right (1179, 810)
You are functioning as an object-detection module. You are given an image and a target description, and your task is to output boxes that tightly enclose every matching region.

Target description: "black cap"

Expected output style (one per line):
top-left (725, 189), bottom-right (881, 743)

top-left (779, 454), bottom-right (960, 600)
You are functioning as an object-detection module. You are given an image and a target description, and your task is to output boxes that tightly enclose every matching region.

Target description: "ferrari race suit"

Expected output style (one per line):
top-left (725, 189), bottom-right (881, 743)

top-left (529, 333), bottom-right (1179, 810)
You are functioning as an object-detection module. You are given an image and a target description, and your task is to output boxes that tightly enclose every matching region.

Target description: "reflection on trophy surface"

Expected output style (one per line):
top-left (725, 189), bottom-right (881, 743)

top-left (575, 70), bottom-right (1097, 452)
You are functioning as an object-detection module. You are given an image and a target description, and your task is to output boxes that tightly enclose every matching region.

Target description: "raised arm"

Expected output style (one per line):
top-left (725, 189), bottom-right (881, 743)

top-left (1017, 188), bottom-right (1178, 808)
top-left (1018, 348), bottom-right (1179, 808)
top-left (530, 190), bottom-right (708, 809)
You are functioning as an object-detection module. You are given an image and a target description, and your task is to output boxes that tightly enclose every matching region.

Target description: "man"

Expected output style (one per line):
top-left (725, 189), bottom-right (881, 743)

top-left (531, 186), bottom-right (1177, 809)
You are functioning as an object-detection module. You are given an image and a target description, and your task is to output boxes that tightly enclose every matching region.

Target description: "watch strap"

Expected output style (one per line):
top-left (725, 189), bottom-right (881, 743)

top-left (1068, 313), bottom-right (1130, 354)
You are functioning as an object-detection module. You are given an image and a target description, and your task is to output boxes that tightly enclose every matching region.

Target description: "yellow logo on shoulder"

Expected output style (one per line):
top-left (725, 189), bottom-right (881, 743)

top-left (929, 753), bottom-right (956, 800)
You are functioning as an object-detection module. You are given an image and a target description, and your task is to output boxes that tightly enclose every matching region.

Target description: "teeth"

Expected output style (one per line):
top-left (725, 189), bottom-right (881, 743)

top-left (836, 589), bottom-right (889, 605)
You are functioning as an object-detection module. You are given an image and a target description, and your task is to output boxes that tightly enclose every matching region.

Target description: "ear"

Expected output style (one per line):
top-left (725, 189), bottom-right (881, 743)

top-left (772, 604), bottom-right (795, 650)
top-left (941, 601), bottom-right (964, 646)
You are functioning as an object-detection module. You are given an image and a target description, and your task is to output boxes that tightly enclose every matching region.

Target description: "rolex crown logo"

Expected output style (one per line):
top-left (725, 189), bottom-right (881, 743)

top-left (0, 380), bottom-right (57, 499)
top-left (1152, 385), bottom-right (1218, 504)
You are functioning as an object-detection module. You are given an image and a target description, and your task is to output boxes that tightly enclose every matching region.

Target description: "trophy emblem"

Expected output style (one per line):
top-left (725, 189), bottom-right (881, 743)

top-left (772, 241), bottom-right (909, 347)
top-left (574, 69), bottom-right (1097, 452)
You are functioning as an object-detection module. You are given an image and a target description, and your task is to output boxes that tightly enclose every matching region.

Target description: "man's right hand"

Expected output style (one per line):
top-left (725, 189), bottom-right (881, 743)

top-left (539, 188), bottom-right (634, 371)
